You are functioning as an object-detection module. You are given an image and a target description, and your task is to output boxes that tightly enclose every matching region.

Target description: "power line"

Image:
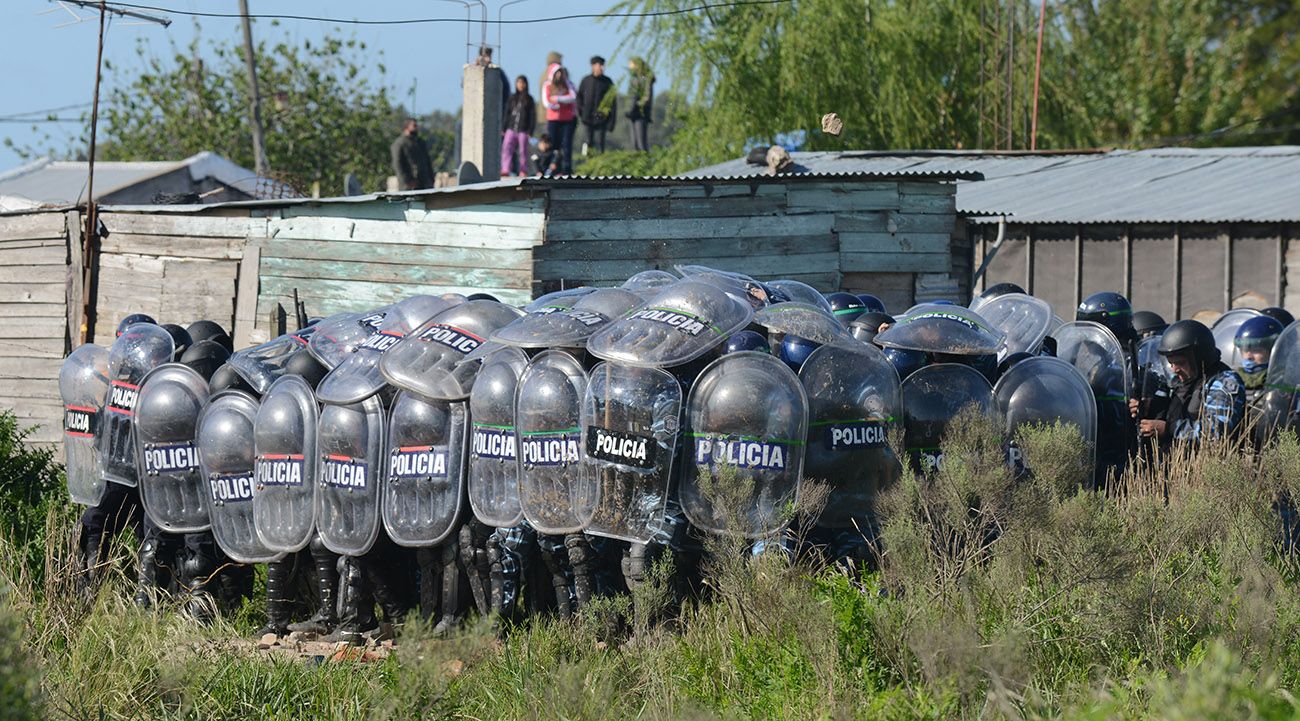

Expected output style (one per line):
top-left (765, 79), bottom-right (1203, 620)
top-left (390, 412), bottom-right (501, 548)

top-left (88, 0), bottom-right (790, 26)
top-left (0, 117), bottom-right (86, 123)
top-left (0, 102), bottom-right (93, 119)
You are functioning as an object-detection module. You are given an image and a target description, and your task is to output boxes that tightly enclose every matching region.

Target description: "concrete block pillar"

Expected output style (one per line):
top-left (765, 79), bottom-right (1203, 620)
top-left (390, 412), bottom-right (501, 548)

top-left (461, 64), bottom-right (503, 181)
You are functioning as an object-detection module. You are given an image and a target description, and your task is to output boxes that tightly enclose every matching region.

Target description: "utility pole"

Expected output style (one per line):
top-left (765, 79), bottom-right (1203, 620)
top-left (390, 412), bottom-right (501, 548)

top-left (81, 0), bottom-right (107, 344)
top-left (238, 0), bottom-right (270, 175)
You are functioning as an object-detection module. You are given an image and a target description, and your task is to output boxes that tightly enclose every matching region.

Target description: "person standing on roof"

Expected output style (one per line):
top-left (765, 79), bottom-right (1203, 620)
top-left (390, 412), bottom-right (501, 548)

top-left (390, 118), bottom-right (434, 190)
top-left (576, 55), bottom-right (617, 155)
top-left (501, 76), bottom-right (536, 177)
top-left (626, 56), bottom-right (655, 152)
top-left (543, 64), bottom-right (578, 174)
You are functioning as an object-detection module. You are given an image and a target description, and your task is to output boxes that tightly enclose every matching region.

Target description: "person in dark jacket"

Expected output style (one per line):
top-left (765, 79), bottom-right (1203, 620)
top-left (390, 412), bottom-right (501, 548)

top-left (501, 76), bottom-right (536, 177)
top-left (1138, 320), bottom-right (1246, 447)
top-left (390, 118), bottom-right (434, 190)
top-left (626, 56), bottom-right (655, 152)
top-left (576, 56), bottom-right (617, 155)
top-left (531, 134), bottom-right (560, 178)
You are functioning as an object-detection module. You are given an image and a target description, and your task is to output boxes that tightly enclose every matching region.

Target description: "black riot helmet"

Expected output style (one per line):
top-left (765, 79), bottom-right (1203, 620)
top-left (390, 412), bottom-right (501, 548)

top-left (724, 330), bottom-right (770, 355)
top-left (180, 339), bottom-right (231, 381)
top-left (160, 323), bottom-right (194, 360)
top-left (209, 363), bottom-right (258, 397)
top-left (1158, 320), bottom-right (1218, 366)
top-left (284, 349), bottom-right (328, 389)
top-left (825, 292), bottom-right (867, 325)
top-left (1131, 310), bottom-right (1168, 339)
top-left (116, 313), bottom-right (157, 337)
top-left (186, 320), bottom-right (233, 352)
top-left (1077, 292), bottom-right (1134, 341)
top-left (974, 282), bottom-right (1026, 307)
top-left (849, 311), bottom-right (895, 344)
top-left (997, 351), bottom-right (1035, 379)
top-left (467, 293), bottom-right (500, 302)
top-left (1261, 306), bottom-right (1295, 328)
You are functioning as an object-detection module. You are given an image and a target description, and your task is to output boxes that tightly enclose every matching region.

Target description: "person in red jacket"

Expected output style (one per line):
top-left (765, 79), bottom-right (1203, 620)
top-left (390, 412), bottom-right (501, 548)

top-left (542, 65), bottom-right (578, 174)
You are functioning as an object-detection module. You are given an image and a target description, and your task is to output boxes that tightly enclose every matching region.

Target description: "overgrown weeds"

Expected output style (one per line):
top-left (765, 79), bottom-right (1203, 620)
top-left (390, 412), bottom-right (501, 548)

top-left (5, 409), bottom-right (1300, 719)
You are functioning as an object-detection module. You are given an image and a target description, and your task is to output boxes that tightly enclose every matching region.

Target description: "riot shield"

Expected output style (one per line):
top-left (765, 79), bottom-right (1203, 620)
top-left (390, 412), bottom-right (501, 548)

top-left (977, 293), bottom-right (1054, 359)
top-left (382, 392), bottom-right (468, 547)
top-left (1054, 321), bottom-right (1130, 403)
top-left (767, 279), bottom-right (834, 314)
top-left (315, 295), bottom-right (458, 405)
top-left (308, 308), bottom-right (393, 370)
top-left (587, 280), bottom-right (754, 368)
top-left (582, 363), bottom-right (682, 543)
top-left (198, 390), bottom-right (282, 563)
top-left (517, 350), bottom-right (598, 535)
top-left (1259, 323), bottom-right (1300, 440)
top-left (61, 344), bottom-right (110, 506)
top-left (621, 269), bottom-right (679, 296)
top-left (315, 395), bottom-right (386, 556)
top-left (379, 300), bottom-right (526, 400)
top-left (99, 323), bottom-right (176, 487)
top-left (492, 288), bottom-right (643, 348)
top-left (227, 323), bottom-right (320, 394)
top-left (753, 302), bottom-right (859, 347)
top-left (1212, 308), bottom-right (1264, 368)
top-left (522, 287), bottom-right (597, 315)
top-left (674, 264), bottom-right (774, 309)
top-left (994, 356), bottom-right (1097, 473)
top-left (467, 346), bottom-right (529, 527)
top-left (799, 344), bottom-right (901, 529)
top-left (681, 351), bottom-right (808, 538)
top-left (901, 363), bottom-right (995, 473)
top-left (253, 375), bottom-right (318, 553)
top-left (135, 364), bottom-right (211, 532)
top-left (874, 304), bottom-right (1005, 356)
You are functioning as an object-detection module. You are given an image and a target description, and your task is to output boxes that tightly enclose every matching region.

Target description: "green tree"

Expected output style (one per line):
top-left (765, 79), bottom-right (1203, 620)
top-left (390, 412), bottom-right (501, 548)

top-left (606, 0), bottom-right (1300, 173)
top-left (97, 30), bottom-right (403, 194)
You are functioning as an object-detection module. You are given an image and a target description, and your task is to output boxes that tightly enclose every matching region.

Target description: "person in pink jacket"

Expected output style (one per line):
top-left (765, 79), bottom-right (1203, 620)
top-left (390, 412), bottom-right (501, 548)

top-left (542, 65), bottom-right (578, 174)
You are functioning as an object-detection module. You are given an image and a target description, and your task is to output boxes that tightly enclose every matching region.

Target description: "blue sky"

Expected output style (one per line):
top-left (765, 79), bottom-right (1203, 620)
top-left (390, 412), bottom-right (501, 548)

top-left (0, 0), bottom-right (660, 170)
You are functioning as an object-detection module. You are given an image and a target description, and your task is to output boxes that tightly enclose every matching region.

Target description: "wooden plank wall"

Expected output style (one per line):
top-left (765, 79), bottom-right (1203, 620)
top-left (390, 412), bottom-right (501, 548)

top-left (255, 198), bottom-right (545, 340)
top-left (0, 211), bottom-right (73, 444)
top-left (96, 212), bottom-right (254, 341)
top-left (535, 180), bottom-right (959, 313)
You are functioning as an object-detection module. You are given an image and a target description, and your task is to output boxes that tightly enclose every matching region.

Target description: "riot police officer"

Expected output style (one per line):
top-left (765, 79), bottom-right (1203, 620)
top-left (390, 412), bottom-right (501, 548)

top-left (1139, 320), bottom-right (1246, 444)
top-left (1077, 291), bottom-right (1140, 382)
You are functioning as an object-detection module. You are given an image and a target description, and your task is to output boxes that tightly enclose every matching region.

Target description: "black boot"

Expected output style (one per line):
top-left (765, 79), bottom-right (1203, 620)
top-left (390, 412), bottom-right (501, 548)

top-left (76, 527), bottom-right (103, 602)
top-left (416, 547), bottom-right (441, 622)
top-left (538, 534), bottom-right (575, 619)
top-left (133, 538), bottom-right (163, 609)
top-left (288, 535), bottom-right (339, 635)
top-left (256, 559), bottom-right (295, 637)
top-left (322, 555), bottom-right (371, 645)
top-left (459, 522), bottom-right (491, 617)
top-left (432, 539), bottom-right (463, 635)
top-left (565, 533), bottom-right (594, 609)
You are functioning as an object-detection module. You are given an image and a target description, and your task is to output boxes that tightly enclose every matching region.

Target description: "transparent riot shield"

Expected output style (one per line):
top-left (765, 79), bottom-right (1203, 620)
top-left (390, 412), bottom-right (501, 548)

top-left (582, 363), bottom-right (682, 543)
top-left (252, 375), bottom-right (318, 553)
top-left (681, 351), bottom-right (808, 538)
top-left (1212, 308), bottom-right (1264, 369)
top-left (315, 295), bottom-right (459, 405)
top-left (1259, 323), bottom-right (1300, 441)
top-left (674, 264), bottom-right (775, 309)
top-left (308, 308), bottom-right (393, 370)
top-left (874, 304), bottom-right (1005, 356)
top-left (467, 346), bottom-right (529, 527)
top-left (516, 350), bottom-right (597, 535)
top-left (315, 395), bottom-right (386, 556)
top-left (621, 269), bottom-right (679, 296)
top-left (977, 293), bottom-right (1054, 359)
top-left (99, 323), bottom-right (176, 487)
top-left (994, 356), bottom-right (1097, 474)
top-left (379, 300), bottom-right (526, 400)
top-left (227, 323), bottom-right (319, 394)
top-left (135, 364), bottom-right (211, 532)
top-left (901, 363), bottom-right (995, 473)
top-left (1054, 321), bottom-right (1130, 404)
top-left (753, 302), bottom-right (859, 347)
top-left (382, 392), bottom-right (467, 547)
top-left (492, 288), bottom-right (643, 349)
top-left (799, 344), bottom-right (901, 529)
top-left (587, 280), bottom-right (754, 368)
top-left (767, 279), bottom-right (834, 314)
top-left (198, 390), bottom-right (282, 563)
top-left (61, 343), bottom-right (109, 505)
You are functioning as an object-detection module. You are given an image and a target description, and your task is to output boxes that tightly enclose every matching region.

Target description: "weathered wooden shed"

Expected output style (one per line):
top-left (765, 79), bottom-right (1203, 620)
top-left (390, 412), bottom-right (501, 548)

top-left (0, 170), bottom-right (973, 442)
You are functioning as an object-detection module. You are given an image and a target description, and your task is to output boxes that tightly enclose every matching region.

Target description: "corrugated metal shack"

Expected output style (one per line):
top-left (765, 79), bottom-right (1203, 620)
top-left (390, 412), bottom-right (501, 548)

top-left (0, 170), bottom-right (974, 442)
top-left (695, 146), bottom-right (1300, 320)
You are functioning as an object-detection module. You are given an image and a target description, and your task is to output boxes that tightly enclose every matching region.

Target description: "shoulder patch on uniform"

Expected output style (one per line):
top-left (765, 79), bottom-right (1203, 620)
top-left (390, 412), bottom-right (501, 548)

top-left (1216, 373), bottom-right (1241, 394)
